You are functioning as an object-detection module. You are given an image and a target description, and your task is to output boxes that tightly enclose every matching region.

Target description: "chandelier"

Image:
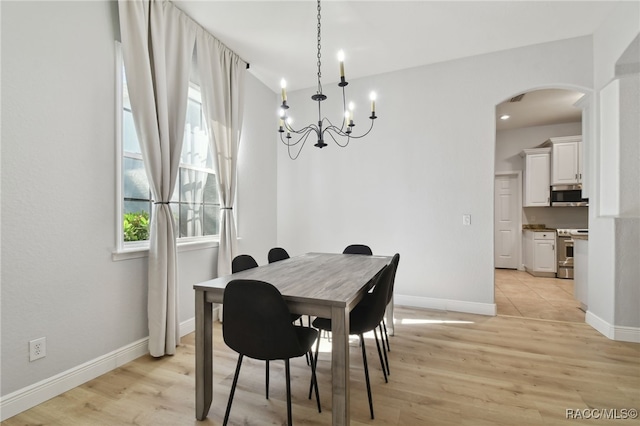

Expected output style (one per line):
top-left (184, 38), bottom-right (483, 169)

top-left (278, 0), bottom-right (378, 160)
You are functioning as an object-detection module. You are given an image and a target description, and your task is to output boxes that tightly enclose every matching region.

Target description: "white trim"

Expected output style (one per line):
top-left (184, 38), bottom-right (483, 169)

top-left (0, 338), bottom-right (147, 421)
top-left (0, 316), bottom-right (212, 421)
top-left (585, 311), bottom-right (640, 343)
top-left (394, 294), bottom-right (497, 316)
top-left (112, 238), bottom-right (219, 261)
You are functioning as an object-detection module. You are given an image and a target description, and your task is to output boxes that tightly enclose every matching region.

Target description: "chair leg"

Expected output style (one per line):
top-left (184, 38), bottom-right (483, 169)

top-left (309, 335), bottom-right (321, 400)
top-left (360, 334), bottom-right (375, 419)
top-left (373, 327), bottom-right (388, 383)
top-left (285, 359), bottom-right (292, 426)
top-left (265, 360), bottom-right (269, 399)
top-left (382, 319), bottom-right (391, 352)
top-left (223, 354), bottom-right (244, 426)
top-left (379, 323), bottom-right (390, 375)
top-left (308, 349), bottom-right (322, 413)
top-left (300, 318), bottom-right (310, 366)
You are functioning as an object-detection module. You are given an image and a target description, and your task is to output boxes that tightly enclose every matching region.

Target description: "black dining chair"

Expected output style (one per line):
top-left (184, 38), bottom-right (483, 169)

top-left (231, 254), bottom-right (258, 273)
top-left (379, 253), bottom-right (400, 375)
top-left (222, 279), bottom-right (321, 426)
top-left (310, 262), bottom-right (396, 419)
top-left (268, 247), bottom-right (310, 353)
top-left (231, 253), bottom-right (307, 393)
top-left (268, 247), bottom-right (290, 263)
top-left (343, 244), bottom-right (373, 255)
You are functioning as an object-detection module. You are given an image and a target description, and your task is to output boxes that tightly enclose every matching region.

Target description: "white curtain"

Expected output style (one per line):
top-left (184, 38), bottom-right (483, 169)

top-left (196, 30), bottom-right (247, 277)
top-left (118, 0), bottom-right (195, 357)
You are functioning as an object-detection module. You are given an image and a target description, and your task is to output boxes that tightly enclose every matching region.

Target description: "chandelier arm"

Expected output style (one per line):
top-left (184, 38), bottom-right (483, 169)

top-left (286, 124), bottom-right (317, 135)
top-left (323, 122), bottom-right (349, 137)
top-left (287, 130), bottom-right (316, 160)
top-left (338, 118), bottom-right (376, 140)
top-left (280, 127), bottom-right (317, 147)
top-left (324, 127), bottom-right (351, 148)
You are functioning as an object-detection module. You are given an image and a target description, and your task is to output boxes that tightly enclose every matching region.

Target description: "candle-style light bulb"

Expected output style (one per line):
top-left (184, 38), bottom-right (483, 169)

top-left (337, 50), bottom-right (345, 78)
top-left (348, 102), bottom-right (355, 124)
top-left (280, 78), bottom-right (287, 103)
top-left (369, 92), bottom-right (377, 113)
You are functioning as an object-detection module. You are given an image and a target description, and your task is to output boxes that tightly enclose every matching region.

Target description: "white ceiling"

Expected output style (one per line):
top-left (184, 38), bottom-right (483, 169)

top-left (496, 88), bottom-right (584, 130)
top-left (171, 0), bottom-right (620, 129)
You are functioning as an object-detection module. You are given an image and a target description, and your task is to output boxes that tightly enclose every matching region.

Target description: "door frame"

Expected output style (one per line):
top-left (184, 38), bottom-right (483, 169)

top-left (494, 171), bottom-right (523, 271)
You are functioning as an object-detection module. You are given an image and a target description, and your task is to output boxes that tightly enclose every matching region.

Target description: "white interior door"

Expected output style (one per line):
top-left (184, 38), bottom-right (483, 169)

top-left (495, 173), bottom-right (520, 269)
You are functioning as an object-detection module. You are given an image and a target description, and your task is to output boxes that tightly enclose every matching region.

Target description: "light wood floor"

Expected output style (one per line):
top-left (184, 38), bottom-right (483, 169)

top-left (4, 306), bottom-right (639, 425)
top-left (495, 269), bottom-right (585, 323)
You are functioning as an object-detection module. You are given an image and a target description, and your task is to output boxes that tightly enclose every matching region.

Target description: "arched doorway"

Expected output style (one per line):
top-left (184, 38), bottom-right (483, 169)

top-left (493, 87), bottom-right (591, 322)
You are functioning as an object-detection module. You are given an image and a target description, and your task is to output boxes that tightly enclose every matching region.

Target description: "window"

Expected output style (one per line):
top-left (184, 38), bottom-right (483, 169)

top-left (116, 43), bottom-right (219, 253)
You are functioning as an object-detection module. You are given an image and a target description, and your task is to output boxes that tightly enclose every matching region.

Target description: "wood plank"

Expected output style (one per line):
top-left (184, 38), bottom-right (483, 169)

top-left (5, 306), bottom-right (639, 426)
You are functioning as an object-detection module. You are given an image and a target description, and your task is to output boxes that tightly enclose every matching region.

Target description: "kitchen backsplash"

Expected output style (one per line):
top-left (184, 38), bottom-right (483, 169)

top-left (522, 206), bottom-right (588, 229)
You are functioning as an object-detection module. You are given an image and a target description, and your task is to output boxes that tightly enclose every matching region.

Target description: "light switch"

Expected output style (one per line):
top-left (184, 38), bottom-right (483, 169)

top-left (463, 214), bottom-right (471, 226)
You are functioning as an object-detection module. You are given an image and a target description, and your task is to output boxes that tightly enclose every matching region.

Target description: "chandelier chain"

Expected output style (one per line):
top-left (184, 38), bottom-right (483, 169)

top-left (316, 0), bottom-right (322, 94)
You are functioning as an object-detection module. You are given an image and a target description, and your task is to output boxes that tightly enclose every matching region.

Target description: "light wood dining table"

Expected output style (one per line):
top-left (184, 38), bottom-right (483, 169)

top-left (194, 252), bottom-right (393, 425)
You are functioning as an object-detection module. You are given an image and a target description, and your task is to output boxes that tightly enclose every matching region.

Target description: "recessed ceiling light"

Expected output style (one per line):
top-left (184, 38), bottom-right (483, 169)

top-left (500, 114), bottom-right (510, 120)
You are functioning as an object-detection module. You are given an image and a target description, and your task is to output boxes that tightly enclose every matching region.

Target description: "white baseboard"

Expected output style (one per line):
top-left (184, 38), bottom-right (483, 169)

top-left (586, 311), bottom-right (640, 343)
top-left (0, 316), bottom-right (206, 421)
top-left (394, 294), bottom-right (497, 316)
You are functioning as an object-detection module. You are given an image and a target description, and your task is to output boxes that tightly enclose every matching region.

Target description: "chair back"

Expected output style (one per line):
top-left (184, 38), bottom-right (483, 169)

top-left (232, 254), bottom-right (258, 273)
top-left (223, 279), bottom-right (307, 360)
top-left (343, 244), bottom-right (373, 255)
top-left (268, 247), bottom-right (290, 263)
top-left (386, 253), bottom-right (400, 304)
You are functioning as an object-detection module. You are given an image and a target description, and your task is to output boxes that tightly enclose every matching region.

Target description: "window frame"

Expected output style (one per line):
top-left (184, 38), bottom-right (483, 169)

top-left (113, 41), bottom-right (219, 261)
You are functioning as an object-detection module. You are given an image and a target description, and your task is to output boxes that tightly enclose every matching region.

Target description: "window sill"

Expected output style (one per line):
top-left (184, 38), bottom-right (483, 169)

top-left (112, 238), bottom-right (220, 261)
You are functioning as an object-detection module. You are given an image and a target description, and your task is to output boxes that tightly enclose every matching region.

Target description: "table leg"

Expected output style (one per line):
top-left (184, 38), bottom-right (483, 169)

top-left (195, 290), bottom-right (213, 420)
top-left (331, 306), bottom-right (350, 425)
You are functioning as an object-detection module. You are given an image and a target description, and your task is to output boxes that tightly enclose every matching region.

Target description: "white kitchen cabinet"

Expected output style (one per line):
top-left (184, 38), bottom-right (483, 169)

top-left (546, 136), bottom-right (583, 185)
top-left (524, 230), bottom-right (557, 277)
top-left (521, 148), bottom-right (551, 207)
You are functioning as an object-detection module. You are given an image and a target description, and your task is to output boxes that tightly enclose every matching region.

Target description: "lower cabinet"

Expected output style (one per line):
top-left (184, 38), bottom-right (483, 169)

top-left (524, 230), bottom-right (557, 277)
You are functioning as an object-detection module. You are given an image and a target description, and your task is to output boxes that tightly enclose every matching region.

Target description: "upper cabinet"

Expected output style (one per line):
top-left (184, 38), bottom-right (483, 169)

top-left (544, 136), bottom-right (583, 185)
top-left (521, 147), bottom-right (551, 207)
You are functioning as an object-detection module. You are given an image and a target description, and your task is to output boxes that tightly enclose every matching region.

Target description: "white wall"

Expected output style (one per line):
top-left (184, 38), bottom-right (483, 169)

top-left (587, 1), bottom-right (640, 338)
top-left (0, 0), bottom-right (277, 408)
top-left (495, 122), bottom-right (582, 173)
top-left (236, 74), bottom-right (279, 265)
top-left (277, 36), bottom-right (593, 313)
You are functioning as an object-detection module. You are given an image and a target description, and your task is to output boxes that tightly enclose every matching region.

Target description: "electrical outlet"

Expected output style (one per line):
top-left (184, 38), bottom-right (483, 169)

top-left (29, 337), bottom-right (46, 362)
top-left (462, 214), bottom-right (471, 226)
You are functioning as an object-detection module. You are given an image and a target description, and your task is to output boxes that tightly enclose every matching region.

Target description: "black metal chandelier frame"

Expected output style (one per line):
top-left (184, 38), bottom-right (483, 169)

top-left (278, 0), bottom-right (377, 160)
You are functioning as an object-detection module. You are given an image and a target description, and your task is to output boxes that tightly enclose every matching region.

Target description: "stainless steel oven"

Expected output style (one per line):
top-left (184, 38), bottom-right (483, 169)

top-left (556, 229), bottom-right (575, 279)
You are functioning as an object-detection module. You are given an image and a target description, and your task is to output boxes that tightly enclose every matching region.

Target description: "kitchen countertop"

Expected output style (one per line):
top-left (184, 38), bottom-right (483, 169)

top-left (523, 226), bottom-right (556, 232)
